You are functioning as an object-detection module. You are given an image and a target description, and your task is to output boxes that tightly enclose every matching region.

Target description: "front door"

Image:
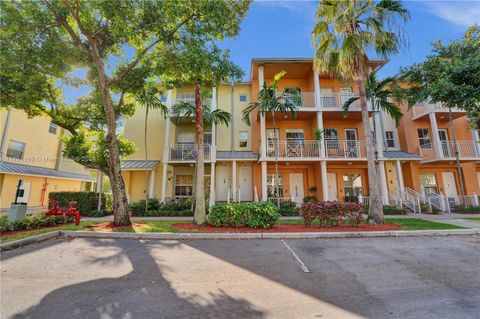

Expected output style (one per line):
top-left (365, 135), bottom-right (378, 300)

top-left (345, 129), bottom-right (358, 157)
top-left (238, 166), bottom-right (253, 202)
top-left (438, 129), bottom-right (450, 157)
top-left (327, 173), bottom-right (338, 200)
top-left (17, 182), bottom-right (31, 205)
top-left (289, 173), bottom-right (304, 206)
top-left (442, 172), bottom-right (458, 197)
top-left (216, 166), bottom-right (231, 202)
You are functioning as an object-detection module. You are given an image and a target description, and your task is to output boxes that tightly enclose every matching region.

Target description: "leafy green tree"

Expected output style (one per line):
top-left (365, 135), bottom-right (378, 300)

top-left (160, 39), bottom-right (244, 225)
top-left (400, 25), bottom-right (480, 200)
top-left (135, 82), bottom-right (167, 214)
top-left (0, 0), bottom-right (250, 226)
top-left (312, 0), bottom-right (409, 225)
top-left (242, 71), bottom-right (299, 207)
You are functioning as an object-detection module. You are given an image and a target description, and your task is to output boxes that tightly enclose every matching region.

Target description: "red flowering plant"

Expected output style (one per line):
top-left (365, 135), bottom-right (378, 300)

top-left (300, 200), bottom-right (366, 227)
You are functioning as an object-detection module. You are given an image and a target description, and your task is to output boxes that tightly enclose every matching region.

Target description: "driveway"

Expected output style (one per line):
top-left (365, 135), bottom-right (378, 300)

top-left (1, 236), bottom-right (479, 319)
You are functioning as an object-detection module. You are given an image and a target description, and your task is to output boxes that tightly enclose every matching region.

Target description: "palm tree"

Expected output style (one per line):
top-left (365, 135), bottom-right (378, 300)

top-left (312, 0), bottom-right (409, 225)
top-left (135, 83), bottom-right (168, 213)
top-left (171, 88), bottom-right (230, 218)
top-left (242, 71), bottom-right (299, 207)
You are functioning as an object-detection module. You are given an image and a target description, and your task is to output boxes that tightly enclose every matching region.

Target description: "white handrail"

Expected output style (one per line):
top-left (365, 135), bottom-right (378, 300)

top-left (168, 144), bottom-right (211, 161)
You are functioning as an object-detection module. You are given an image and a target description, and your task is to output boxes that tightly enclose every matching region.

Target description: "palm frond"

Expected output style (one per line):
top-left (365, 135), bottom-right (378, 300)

top-left (342, 96), bottom-right (360, 115)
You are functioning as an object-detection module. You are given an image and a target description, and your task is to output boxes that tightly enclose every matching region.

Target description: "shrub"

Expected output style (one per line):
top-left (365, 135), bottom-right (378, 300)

top-left (303, 196), bottom-right (317, 203)
top-left (456, 206), bottom-right (480, 214)
top-left (207, 202), bottom-right (280, 229)
top-left (49, 192), bottom-right (107, 216)
top-left (0, 215), bottom-right (8, 232)
top-left (129, 198), bottom-right (194, 216)
top-left (382, 205), bottom-right (407, 215)
top-left (3, 213), bottom-right (71, 232)
top-left (300, 200), bottom-right (366, 227)
top-left (279, 201), bottom-right (300, 216)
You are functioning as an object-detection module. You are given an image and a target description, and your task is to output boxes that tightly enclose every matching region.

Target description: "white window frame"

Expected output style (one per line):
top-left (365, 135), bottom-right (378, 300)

top-left (6, 140), bottom-right (26, 160)
top-left (239, 131), bottom-right (248, 148)
top-left (417, 128), bottom-right (432, 149)
top-left (48, 121), bottom-right (58, 134)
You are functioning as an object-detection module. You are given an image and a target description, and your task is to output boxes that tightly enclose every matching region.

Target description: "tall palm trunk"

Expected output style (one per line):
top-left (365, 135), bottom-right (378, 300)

top-left (144, 108), bottom-right (149, 214)
top-left (193, 83), bottom-right (206, 225)
top-left (271, 110), bottom-right (281, 208)
top-left (358, 78), bottom-right (383, 225)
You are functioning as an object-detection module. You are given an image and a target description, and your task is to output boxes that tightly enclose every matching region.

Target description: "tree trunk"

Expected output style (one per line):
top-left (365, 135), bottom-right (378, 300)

top-left (193, 83), bottom-right (206, 225)
top-left (272, 110), bottom-right (280, 208)
top-left (359, 78), bottom-right (384, 225)
top-left (145, 108), bottom-right (149, 214)
top-left (90, 41), bottom-right (131, 227)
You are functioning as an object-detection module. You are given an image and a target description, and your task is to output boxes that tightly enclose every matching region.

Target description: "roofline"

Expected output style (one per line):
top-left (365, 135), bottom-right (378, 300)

top-left (0, 171), bottom-right (94, 181)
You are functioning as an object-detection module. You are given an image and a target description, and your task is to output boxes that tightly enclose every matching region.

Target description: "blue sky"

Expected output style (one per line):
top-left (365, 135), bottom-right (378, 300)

top-left (221, 0), bottom-right (480, 80)
top-left (63, 0), bottom-right (479, 103)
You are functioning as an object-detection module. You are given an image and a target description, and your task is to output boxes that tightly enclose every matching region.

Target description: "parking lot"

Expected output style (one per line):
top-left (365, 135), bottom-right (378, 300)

top-left (1, 236), bottom-right (479, 319)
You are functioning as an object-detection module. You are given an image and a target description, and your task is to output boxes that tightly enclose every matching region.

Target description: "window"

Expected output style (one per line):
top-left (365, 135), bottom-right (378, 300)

top-left (48, 121), bottom-right (58, 134)
top-left (239, 131), bottom-right (248, 147)
top-left (6, 141), bottom-right (26, 159)
top-left (266, 129), bottom-right (279, 156)
top-left (160, 95), bottom-right (168, 103)
top-left (420, 173), bottom-right (438, 194)
top-left (177, 132), bottom-right (195, 144)
top-left (324, 128), bottom-right (339, 154)
top-left (286, 129), bottom-right (304, 146)
top-left (417, 129), bottom-right (431, 149)
top-left (385, 131), bottom-right (396, 148)
top-left (324, 128), bottom-right (338, 141)
top-left (175, 175), bottom-right (193, 197)
top-left (343, 174), bottom-right (363, 201)
top-left (239, 95), bottom-right (247, 102)
top-left (267, 174), bottom-right (283, 198)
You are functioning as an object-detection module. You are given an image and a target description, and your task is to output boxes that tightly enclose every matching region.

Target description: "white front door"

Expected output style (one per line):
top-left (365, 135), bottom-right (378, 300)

top-left (17, 182), bottom-right (31, 205)
top-left (442, 172), bottom-right (458, 197)
top-left (238, 166), bottom-right (253, 201)
top-left (327, 173), bottom-right (338, 200)
top-left (216, 166), bottom-right (231, 201)
top-left (438, 129), bottom-right (450, 157)
top-left (289, 173), bottom-right (304, 206)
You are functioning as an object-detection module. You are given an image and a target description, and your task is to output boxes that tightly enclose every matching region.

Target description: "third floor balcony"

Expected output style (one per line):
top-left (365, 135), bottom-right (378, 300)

top-left (280, 92), bottom-right (371, 112)
top-left (262, 140), bottom-right (367, 160)
top-left (412, 102), bottom-right (465, 120)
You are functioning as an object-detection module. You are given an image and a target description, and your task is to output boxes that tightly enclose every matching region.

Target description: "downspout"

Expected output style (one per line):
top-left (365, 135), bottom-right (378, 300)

top-left (40, 177), bottom-right (48, 206)
top-left (231, 81), bottom-right (234, 151)
top-left (0, 110), bottom-right (11, 161)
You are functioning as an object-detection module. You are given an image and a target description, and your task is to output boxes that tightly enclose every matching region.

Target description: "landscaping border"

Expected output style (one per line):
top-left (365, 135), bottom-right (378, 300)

top-left (1, 228), bottom-right (479, 251)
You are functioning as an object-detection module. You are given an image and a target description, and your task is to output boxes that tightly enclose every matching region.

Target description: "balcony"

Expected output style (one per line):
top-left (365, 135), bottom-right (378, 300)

top-left (419, 141), bottom-right (479, 162)
top-left (282, 92), bottom-right (316, 109)
top-left (412, 102), bottom-right (465, 120)
top-left (278, 92), bottom-right (371, 112)
top-left (262, 140), bottom-right (367, 160)
top-left (168, 144), bottom-right (212, 162)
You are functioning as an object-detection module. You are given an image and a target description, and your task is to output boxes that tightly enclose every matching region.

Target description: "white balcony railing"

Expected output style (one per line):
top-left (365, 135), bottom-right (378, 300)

top-left (324, 140), bottom-right (367, 159)
top-left (412, 102), bottom-right (465, 118)
top-left (319, 92), bottom-right (362, 110)
top-left (263, 140), bottom-right (367, 159)
top-left (419, 141), bottom-right (479, 161)
top-left (175, 92), bottom-right (212, 107)
top-left (282, 92), bottom-right (316, 108)
top-left (168, 144), bottom-right (212, 161)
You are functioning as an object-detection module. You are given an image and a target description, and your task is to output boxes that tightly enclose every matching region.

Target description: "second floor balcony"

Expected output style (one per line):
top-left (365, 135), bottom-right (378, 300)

top-left (262, 140), bottom-right (367, 160)
top-left (280, 92), bottom-right (370, 111)
top-left (412, 102), bottom-right (465, 120)
top-left (168, 144), bottom-right (213, 162)
top-left (419, 141), bottom-right (480, 162)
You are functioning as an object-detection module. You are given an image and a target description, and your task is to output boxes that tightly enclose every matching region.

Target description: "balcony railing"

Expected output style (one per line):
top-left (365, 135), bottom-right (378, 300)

top-left (412, 102), bottom-right (465, 118)
top-left (419, 141), bottom-right (479, 161)
top-left (277, 92), bottom-right (371, 110)
top-left (168, 144), bottom-right (212, 161)
top-left (282, 92), bottom-right (316, 108)
top-left (324, 140), bottom-right (367, 159)
top-left (263, 140), bottom-right (367, 159)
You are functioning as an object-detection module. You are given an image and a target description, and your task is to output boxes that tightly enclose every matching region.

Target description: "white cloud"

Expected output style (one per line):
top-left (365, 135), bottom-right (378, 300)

top-left (421, 0), bottom-right (480, 28)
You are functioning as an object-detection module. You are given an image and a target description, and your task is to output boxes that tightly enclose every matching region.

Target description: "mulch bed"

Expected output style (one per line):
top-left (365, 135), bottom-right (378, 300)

top-left (0, 223), bottom-right (76, 237)
top-left (173, 223), bottom-right (401, 233)
top-left (89, 222), bottom-right (144, 231)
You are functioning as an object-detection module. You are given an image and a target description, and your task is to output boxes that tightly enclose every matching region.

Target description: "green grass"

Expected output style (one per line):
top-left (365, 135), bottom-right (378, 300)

top-left (463, 218), bottom-right (480, 221)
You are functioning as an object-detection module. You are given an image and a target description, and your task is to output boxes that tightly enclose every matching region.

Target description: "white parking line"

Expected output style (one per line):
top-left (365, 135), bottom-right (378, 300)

top-left (281, 240), bottom-right (311, 273)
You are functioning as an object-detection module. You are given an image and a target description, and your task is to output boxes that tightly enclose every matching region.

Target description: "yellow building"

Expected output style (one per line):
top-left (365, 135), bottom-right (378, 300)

top-left (122, 58), bottom-right (480, 213)
top-left (0, 110), bottom-right (93, 210)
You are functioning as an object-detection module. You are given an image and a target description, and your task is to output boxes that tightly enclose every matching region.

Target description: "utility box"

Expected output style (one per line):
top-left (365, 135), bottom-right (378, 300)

top-left (7, 203), bottom-right (27, 223)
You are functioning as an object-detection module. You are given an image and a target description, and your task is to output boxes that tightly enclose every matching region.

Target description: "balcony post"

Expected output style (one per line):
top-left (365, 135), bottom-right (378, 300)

top-left (211, 87), bottom-right (217, 161)
top-left (313, 70), bottom-right (321, 108)
top-left (395, 160), bottom-right (405, 194)
top-left (321, 161), bottom-right (328, 201)
top-left (149, 170), bottom-right (155, 198)
top-left (374, 110), bottom-right (384, 157)
top-left (261, 161), bottom-right (268, 201)
top-left (316, 111), bottom-right (325, 157)
top-left (209, 163), bottom-right (215, 207)
top-left (259, 65), bottom-right (267, 159)
top-left (161, 89), bottom-right (173, 203)
top-left (378, 160), bottom-right (389, 205)
top-left (232, 160), bottom-right (237, 202)
top-left (429, 112), bottom-right (444, 159)
top-left (472, 129), bottom-right (480, 157)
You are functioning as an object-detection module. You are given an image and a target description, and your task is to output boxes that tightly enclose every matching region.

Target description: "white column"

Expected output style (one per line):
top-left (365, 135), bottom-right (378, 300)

top-left (320, 161), bottom-right (328, 201)
top-left (261, 161), bottom-right (268, 202)
top-left (395, 160), bottom-right (405, 194)
top-left (232, 161), bottom-right (237, 202)
top-left (96, 171), bottom-right (103, 211)
top-left (313, 70), bottom-right (321, 108)
top-left (161, 89), bottom-right (173, 202)
top-left (149, 170), bottom-right (155, 198)
top-left (378, 160), bottom-right (389, 205)
top-left (258, 65), bottom-right (266, 158)
top-left (429, 112), bottom-right (443, 159)
top-left (472, 129), bottom-right (480, 156)
top-left (209, 163), bottom-right (215, 207)
top-left (211, 87), bottom-right (217, 160)
top-left (317, 111), bottom-right (325, 157)
top-left (374, 111), bottom-right (384, 157)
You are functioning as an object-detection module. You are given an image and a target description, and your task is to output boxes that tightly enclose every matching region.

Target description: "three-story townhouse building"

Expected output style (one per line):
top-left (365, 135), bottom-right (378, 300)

top-left (122, 57), bottom-right (480, 212)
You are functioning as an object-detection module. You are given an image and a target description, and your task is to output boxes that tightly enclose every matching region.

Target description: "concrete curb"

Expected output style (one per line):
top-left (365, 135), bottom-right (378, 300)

top-left (0, 231), bottom-right (61, 251)
top-left (2, 229), bottom-right (479, 251)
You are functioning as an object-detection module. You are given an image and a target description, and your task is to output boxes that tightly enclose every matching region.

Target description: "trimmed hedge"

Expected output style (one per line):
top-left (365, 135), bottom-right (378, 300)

top-left (456, 206), bottom-right (480, 214)
top-left (207, 202), bottom-right (280, 229)
top-left (279, 201), bottom-right (300, 216)
top-left (129, 198), bottom-right (193, 216)
top-left (49, 192), bottom-right (112, 216)
top-left (300, 200), bottom-right (365, 227)
top-left (0, 213), bottom-right (72, 232)
top-left (382, 205), bottom-right (407, 215)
